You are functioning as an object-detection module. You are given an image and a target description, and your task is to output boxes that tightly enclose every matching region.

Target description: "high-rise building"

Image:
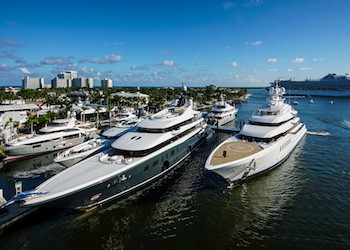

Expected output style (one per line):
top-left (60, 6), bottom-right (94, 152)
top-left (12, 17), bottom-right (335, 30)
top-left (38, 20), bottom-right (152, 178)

top-left (101, 78), bottom-right (113, 88)
top-left (22, 77), bottom-right (44, 89)
top-left (58, 71), bottom-right (77, 79)
top-left (72, 77), bottom-right (94, 88)
top-left (52, 70), bottom-right (77, 88)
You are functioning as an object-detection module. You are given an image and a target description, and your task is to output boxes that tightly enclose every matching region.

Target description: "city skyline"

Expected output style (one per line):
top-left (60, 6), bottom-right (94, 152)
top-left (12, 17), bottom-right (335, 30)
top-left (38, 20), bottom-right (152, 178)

top-left (1, 0), bottom-right (350, 87)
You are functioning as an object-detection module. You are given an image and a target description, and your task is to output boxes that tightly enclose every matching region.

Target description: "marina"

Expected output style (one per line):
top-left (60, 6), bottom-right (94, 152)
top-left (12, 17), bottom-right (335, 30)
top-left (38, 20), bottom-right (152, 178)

top-left (0, 89), bottom-right (349, 249)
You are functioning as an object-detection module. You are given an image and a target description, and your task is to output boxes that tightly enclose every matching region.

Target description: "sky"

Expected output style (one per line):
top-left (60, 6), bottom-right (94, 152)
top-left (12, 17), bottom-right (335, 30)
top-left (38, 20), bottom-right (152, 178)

top-left (1, 0), bottom-right (350, 88)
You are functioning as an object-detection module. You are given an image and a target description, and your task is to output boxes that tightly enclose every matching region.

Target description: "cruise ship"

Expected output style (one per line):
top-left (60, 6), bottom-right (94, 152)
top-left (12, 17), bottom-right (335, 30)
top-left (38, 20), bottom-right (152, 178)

top-left (205, 81), bottom-right (306, 186)
top-left (207, 94), bottom-right (238, 128)
top-left (278, 73), bottom-right (350, 97)
top-left (0, 89), bottom-right (214, 227)
top-left (3, 117), bottom-right (96, 159)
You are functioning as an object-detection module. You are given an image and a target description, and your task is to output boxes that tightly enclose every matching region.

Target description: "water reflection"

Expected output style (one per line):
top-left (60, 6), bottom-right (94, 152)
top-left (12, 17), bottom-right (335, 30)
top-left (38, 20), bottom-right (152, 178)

top-left (0, 151), bottom-right (66, 197)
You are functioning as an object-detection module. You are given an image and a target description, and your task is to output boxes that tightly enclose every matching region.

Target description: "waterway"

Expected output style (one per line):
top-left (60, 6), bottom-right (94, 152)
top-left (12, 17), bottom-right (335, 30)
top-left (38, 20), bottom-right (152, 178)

top-left (0, 89), bottom-right (350, 249)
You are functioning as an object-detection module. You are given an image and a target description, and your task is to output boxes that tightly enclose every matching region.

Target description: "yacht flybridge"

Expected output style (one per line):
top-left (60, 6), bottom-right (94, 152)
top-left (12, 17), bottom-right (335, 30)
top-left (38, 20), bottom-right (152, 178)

top-left (0, 87), bottom-right (214, 227)
top-left (205, 81), bottom-right (306, 186)
top-left (3, 117), bottom-right (96, 159)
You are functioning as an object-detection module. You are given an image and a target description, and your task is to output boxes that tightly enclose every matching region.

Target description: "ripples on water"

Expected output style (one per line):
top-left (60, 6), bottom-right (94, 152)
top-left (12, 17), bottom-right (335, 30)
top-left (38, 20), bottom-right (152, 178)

top-left (1, 90), bottom-right (350, 249)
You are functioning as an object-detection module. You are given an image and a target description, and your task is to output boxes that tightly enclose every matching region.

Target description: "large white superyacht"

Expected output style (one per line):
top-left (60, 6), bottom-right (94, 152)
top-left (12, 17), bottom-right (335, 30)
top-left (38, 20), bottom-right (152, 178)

top-left (0, 89), bottom-right (214, 226)
top-left (207, 94), bottom-right (238, 127)
top-left (205, 81), bottom-right (306, 186)
top-left (3, 117), bottom-right (96, 159)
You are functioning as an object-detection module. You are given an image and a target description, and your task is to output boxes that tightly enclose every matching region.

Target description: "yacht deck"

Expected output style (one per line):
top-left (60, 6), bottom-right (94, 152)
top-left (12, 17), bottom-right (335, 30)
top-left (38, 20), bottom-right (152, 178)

top-left (209, 141), bottom-right (262, 166)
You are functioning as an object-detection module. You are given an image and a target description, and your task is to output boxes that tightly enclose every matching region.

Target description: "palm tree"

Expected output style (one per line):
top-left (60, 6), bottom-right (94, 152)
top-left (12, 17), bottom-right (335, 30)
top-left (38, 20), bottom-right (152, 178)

top-left (26, 115), bottom-right (39, 134)
top-left (94, 106), bottom-right (101, 129)
top-left (81, 106), bottom-right (89, 123)
top-left (4, 117), bottom-right (17, 141)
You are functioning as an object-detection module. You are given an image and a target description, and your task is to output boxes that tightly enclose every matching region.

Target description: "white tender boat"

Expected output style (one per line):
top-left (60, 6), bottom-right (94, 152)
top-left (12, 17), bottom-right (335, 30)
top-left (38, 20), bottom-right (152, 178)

top-left (3, 118), bottom-right (96, 159)
top-left (207, 94), bottom-right (238, 127)
top-left (205, 81), bottom-right (307, 186)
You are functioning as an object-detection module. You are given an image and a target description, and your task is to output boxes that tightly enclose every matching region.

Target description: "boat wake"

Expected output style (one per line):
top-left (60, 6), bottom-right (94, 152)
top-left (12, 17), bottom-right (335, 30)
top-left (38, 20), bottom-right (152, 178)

top-left (306, 131), bottom-right (331, 136)
top-left (341, 119), bottom-right (350, 129)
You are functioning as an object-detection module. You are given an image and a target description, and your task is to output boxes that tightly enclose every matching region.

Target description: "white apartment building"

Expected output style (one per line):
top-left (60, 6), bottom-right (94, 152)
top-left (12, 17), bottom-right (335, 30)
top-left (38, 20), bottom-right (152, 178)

top-left (22, 76), bottom-right (44, 89)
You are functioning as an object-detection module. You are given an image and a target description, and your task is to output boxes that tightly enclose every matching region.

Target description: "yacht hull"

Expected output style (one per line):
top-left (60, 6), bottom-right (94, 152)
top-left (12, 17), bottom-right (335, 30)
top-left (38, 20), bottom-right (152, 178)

top-left (206, 124), bottom-right (306, 184)
top-left (25, 127), bottom-right (214, 210)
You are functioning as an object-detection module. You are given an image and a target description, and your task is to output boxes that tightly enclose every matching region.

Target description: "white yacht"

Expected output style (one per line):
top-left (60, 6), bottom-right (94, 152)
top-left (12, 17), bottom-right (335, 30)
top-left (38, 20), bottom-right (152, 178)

top-left (205, 81), bottom-right (306, 186)
top-left (3, 117), bottom-right (96, 160)
top-left (54, 117), bottom-right (143, 167)
top-left (0, 90), bottom-right (214, 219)
top-left (113, 107), bottom-right (137, 122)
top-left (207, 94), bottom-right (238, 127)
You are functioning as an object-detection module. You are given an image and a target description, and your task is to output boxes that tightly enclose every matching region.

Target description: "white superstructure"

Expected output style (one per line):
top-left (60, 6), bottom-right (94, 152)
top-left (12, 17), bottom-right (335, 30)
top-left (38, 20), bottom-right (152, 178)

top-left (205, 81), bottom-right (306, 185)
top-left (54, 117), bottom-right (143, 167)
top-left (207, 94), bottom-right (238, 127)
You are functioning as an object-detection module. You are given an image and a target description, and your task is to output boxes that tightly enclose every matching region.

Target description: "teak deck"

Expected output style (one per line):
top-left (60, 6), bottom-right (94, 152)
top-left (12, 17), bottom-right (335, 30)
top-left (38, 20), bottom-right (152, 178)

top-left (209, 141), bottom-right (262, 166)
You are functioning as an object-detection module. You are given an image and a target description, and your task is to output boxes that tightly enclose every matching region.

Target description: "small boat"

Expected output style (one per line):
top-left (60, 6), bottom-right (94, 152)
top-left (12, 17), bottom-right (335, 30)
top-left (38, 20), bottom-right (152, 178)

top-left (309, 99), bottom-right (315, 104)
top-left (205, 80), bottom-right (307, 186)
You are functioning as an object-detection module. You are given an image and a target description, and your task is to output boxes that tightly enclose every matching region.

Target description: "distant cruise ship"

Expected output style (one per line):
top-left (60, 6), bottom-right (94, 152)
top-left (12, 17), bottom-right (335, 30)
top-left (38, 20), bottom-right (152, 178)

top-left (277, 73), bottom-right (350, 97)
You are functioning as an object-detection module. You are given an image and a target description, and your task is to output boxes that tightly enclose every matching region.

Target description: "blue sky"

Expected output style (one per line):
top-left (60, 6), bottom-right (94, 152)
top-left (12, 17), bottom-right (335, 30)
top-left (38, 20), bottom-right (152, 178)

top-left (1, 0), bottom-right (350, 87)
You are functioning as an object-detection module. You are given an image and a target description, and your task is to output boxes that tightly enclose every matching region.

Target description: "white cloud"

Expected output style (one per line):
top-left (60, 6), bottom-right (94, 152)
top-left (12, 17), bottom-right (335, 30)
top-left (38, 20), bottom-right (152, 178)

top-left (80, 54), bottom-right (122, 64)
top-left (19, 67), bottom-right (31, 74)
top-left (41, 56), bottom-right (71, 65)
top-left (163, 60), bottom-right (175, 67)
top-left (292, 57), bottom-right (304, 63)
top-left (312, 58), bottom-right (325, 62)
top-left (223, 1), bottom-right (237, 9)
top-left (286, 69), bottom-right (294, 72)
top-left (268, 68), bottom-right (277, 72)
top-left (299, 67), bottom-right (312, 71)
top-left (246, 40), bottom-right (262, 46)
top-left (228, 61), bottom-right (238, 67)
top-left (0, 64), bottom-right (11, 71)
top-left (267, 58), bottom-right (278, 63)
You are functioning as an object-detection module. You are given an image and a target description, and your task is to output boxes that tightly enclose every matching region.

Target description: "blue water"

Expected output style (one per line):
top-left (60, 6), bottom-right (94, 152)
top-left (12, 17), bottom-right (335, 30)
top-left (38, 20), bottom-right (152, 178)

top-left (1, 89), bottom-right (350, 249)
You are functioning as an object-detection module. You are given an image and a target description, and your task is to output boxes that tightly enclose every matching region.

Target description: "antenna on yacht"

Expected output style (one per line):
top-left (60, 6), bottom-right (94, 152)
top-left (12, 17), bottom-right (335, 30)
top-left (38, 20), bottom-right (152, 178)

top-left (178, 83), bottom-right (187, 107)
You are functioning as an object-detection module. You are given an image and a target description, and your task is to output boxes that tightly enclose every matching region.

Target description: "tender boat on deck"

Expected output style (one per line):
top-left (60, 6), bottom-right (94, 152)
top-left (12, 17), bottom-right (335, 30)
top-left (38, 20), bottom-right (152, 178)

top-left (205, 81), bottom-right (307, 186)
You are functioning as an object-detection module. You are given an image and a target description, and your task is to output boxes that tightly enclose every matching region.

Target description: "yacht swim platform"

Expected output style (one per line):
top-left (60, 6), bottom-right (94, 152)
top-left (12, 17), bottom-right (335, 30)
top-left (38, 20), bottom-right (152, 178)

top-left (209, 141), bottom-right (262, 166)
